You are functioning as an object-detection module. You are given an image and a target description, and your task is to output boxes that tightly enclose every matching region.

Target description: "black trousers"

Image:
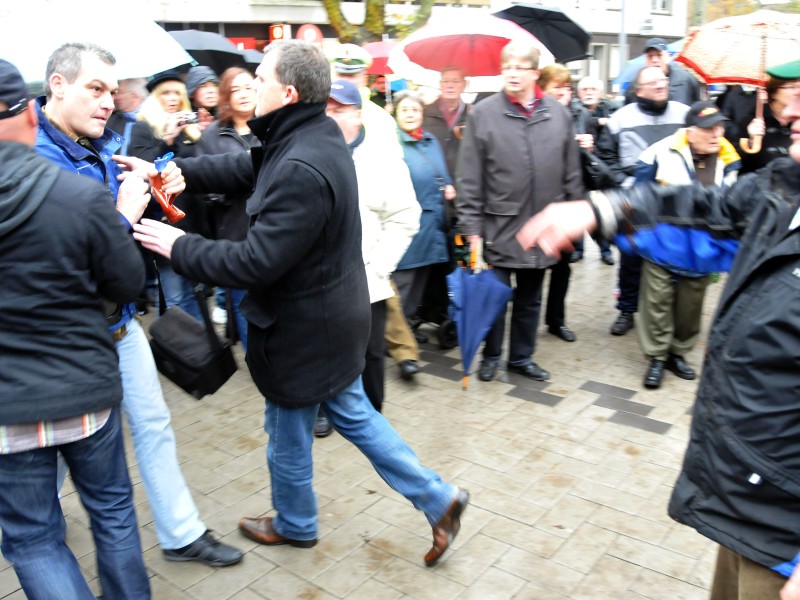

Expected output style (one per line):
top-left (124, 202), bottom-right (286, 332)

top-left (483, 267), bottom-right (546, 366)
top-left (616, 252), bottom-right (643, 314)
top-left (545, 254), bottom-right (571, 329)
top-left (363, 300), bottom-right (387, 413)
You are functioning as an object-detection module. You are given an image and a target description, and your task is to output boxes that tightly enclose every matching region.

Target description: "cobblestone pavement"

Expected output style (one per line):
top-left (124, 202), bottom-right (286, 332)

top-left (1, 242), bottom-right (724, 599)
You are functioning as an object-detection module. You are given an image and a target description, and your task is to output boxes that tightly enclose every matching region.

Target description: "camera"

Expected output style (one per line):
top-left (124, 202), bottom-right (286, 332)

top-left (177, 111), bottom-right (199, 126)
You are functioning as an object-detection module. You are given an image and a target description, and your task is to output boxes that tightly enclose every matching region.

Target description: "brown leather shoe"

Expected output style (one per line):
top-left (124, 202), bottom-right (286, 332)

top-left (424, 489), bottom-right (470, 567)
top-left (238, 516), bottom-right (317, 548)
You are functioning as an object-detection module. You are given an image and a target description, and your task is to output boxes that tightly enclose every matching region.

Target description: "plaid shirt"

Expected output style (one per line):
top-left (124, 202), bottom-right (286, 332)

top-left (0, 409), bottom-right (111, 454)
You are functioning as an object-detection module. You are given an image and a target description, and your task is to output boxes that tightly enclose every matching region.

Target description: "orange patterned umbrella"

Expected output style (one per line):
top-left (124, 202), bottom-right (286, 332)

top-left (676, 10), bottom-right (800, 87)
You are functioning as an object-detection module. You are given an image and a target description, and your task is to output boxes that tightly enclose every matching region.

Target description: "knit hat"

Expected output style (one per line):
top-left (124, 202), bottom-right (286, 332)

top-left (185, 66), bottom-right (219, 97)
top-left (0, 59), bottom-right (28, 120)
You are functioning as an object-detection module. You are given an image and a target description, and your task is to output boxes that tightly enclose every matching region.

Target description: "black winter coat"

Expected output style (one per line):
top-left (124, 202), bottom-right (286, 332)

top-left (0, 142), bottom-right (145, 424)
top-left (597, 158), bottom-right (800, 575)
top-left (172, 102), bottom-right (371, 407)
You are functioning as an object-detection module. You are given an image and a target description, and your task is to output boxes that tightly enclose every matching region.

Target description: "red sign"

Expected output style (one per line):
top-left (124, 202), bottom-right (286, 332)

top-left (228, 37), bottom-right (256, 50)
top-left (269, 24), bottom-right (291, 42)
top-left (296, 24), bottom-right (323, 44)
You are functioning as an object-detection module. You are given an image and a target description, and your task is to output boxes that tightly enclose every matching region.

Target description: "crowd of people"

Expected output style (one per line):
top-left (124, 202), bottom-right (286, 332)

top-left (1, 28), bottom-right (800, 599)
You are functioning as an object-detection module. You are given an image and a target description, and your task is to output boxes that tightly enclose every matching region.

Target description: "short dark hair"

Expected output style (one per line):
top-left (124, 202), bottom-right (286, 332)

top-left (44, 43), bottom-right (116, 99)
top-left (266, 41), bottom-right (330, 104)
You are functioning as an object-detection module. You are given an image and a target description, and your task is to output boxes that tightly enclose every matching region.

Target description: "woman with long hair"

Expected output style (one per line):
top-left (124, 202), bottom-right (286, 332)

top-left (128, 71), bottom-right (206, 320)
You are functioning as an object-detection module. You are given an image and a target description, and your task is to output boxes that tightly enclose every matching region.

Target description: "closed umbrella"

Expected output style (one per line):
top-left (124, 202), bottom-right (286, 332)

top-left (676, 10), bottom-right (800, 153)
top-left (170, 30), bottom-right (247, 76)
top-left (388, 13), bottom-right (553, 88)
top-left (493, 3), bottom-right (591, 64)
top-left (447, 246), bottom-right (512, 390)
top-left (0, 5), bottom-right (193, 82)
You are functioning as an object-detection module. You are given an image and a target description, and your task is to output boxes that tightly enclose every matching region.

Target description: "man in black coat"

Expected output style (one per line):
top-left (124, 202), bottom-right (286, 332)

top-left (0, 59), bottom-right (149, 599)
top-left (515, 57), bottom-right (800, 600)
top-left (134, 40), bottom-right (469, 568)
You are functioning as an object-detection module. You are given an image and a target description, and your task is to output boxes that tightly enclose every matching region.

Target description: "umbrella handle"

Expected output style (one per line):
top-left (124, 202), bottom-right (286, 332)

top-left (739, 136), bottom-right (763, 154)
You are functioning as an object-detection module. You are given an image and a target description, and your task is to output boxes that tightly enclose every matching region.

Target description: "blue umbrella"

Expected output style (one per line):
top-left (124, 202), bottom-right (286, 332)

top-left (613, 39), bottom-right (685, 90)
top-left (447, 264), bottom-right (512, 390)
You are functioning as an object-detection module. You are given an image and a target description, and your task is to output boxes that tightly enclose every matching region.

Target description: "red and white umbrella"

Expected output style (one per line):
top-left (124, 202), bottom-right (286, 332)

top-left (363, 40), bottom-right (397, 75)
top-left (387, 12), bottom-right (553, 90)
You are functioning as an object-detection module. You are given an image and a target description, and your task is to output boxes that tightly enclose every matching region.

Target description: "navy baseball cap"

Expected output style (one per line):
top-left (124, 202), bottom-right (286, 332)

top-left (0, 59), bottom-right (28, 120)
top-left (643, 38), bottom-right (668, 53)
top-left (329, 79), bottom-right (362, 108)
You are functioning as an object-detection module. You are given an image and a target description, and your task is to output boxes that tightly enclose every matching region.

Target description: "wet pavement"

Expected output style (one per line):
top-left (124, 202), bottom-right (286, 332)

top-left (0, 241), bottom-right (722, 599)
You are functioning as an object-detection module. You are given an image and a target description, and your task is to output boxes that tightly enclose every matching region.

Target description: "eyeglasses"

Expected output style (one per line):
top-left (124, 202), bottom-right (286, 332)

top-left (501, 65), bottom-right (536, 72)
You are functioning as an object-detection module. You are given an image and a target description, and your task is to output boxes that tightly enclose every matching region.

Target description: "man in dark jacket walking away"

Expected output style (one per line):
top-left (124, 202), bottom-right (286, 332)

top-left (0, 59), bottom-right (150, 600)
top-left (133, 40), bottom-right (469, 568)
top-left (456, 40), bottom-right (583, 383)
top-left (515, 57), bottom-right (800, 600)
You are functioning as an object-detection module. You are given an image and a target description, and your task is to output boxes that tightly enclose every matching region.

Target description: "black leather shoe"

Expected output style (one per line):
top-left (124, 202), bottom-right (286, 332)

top-left (478, 360), bottom-right (498, 382)
top-left (163, 530), bottom-right (243, 567)
top-left (548, 325), bottom-right (576, 342)
top-left (569, 251), bottom-right (583, 263)
top-left (644, 359), bottom-right (665, 389)
top-left (399, 360), bottom-right (420, 380)
top-left (313, 414), bottom-right (333, 438)
top-left (601, 253), bottom-right (615, 266)
top-left (610, 312), bottom-right (634, 336)
top-left (666, 354), bottom-right (696, 380)
top-left (507, 362), bottom-right (550, 381)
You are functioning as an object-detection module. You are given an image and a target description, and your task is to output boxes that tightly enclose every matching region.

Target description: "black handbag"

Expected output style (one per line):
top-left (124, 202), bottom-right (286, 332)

top-left (580, 148), bottom-right (617, 191)
top-left (149, 272), bottom-right (237, 399)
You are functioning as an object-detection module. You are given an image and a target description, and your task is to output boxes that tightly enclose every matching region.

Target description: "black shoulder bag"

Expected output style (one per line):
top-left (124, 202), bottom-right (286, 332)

top-left (149, 270), bottom-right (237, 399)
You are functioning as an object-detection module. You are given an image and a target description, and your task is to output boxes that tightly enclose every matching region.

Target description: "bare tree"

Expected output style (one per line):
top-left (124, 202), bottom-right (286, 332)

top-left (321, 0), bottom-right (435, 44)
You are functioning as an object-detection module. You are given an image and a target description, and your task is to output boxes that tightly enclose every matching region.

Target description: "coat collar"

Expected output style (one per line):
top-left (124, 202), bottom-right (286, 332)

top-left (247, 101), bottom-right (327, 144)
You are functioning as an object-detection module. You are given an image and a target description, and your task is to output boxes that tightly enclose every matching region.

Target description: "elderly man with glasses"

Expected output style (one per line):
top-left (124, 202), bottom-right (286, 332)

top-left (456, 40), bottom-right (582, 384)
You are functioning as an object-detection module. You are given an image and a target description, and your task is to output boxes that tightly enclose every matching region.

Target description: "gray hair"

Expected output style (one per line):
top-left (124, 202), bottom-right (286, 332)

top-left (500, 41), bottom-right (541, 70)
top-left (266, 40), bottom-right (330, 104)
top-left (393, 90), bottom-right (425, 110)
top-left (44, 43), bottom-right (116, 99)
top-left (577, 76), bottom-right (604, 93)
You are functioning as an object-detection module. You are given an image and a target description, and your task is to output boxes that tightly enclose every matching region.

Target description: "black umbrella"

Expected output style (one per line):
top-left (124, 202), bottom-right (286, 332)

top-left (240, 49), bottom-right (264, 71)
top-left (492, 4), bottom-right (591, 64)
top-left (169, 29), bottom-right (247, 76)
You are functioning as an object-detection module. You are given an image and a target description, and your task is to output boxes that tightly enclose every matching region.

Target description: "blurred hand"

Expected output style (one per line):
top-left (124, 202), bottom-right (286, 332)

top-left (132, 218), bottom-right (186, 260)
top-left (515, 200), bottom-right (596, 258)
top-left (116, 174), bottom-right (151, 225)
top-left (444, 184), bottom-right (456, 201)
top-left (575, 133), bottom-right (594, 151)
top-left (747, 117), bottom-right (766, 138)
top-left (781, 563), bottom-right (800, 600)
top-left (196, 108), bottom-right (214, 132)
top-left (113, 156), bottom-right (186, 197)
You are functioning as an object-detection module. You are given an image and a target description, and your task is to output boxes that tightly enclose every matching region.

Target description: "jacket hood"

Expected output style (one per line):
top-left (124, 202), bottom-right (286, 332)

top-left (0, 142), bottom-right (59, 238)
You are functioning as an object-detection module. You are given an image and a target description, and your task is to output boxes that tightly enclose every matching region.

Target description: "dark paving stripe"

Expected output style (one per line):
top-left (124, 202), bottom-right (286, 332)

top-left (594, 395), bottom-right (654, 416)
top-left (419, 350), bottom-right (461, 368)
top-left (608, 411), bottom-right (671, 434)
top-left (581, 381), bottom-right (637, 400)
top-left (420, 361), bottom-right (463, 382)
top-left (506, 387), bottom-right (564, 407)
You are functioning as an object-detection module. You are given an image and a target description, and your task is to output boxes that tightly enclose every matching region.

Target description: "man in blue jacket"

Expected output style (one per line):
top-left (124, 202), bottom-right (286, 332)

top-left (516, 57), bottom-right (800, 600)
top-left (133, 40), bottom-right (469, 568)
top-left (35, 42), bottom-right (242, 567)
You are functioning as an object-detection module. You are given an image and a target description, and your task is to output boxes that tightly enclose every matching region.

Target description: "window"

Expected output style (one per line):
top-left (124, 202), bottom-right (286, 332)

top-left (652, 0), bottom-right (671, 13)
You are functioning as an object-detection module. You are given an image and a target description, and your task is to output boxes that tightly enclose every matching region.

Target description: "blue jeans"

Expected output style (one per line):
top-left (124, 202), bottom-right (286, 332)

top-left (230, 287), bottom-right (248, 348)
top-left (265, 376), bottom-right (456, 540)
top-left (0, 409), bottom-right (150, 600)
top-left (158, 262), bottom-right (202, 322)
top-left (117, 318), bottom-right (205, 549)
